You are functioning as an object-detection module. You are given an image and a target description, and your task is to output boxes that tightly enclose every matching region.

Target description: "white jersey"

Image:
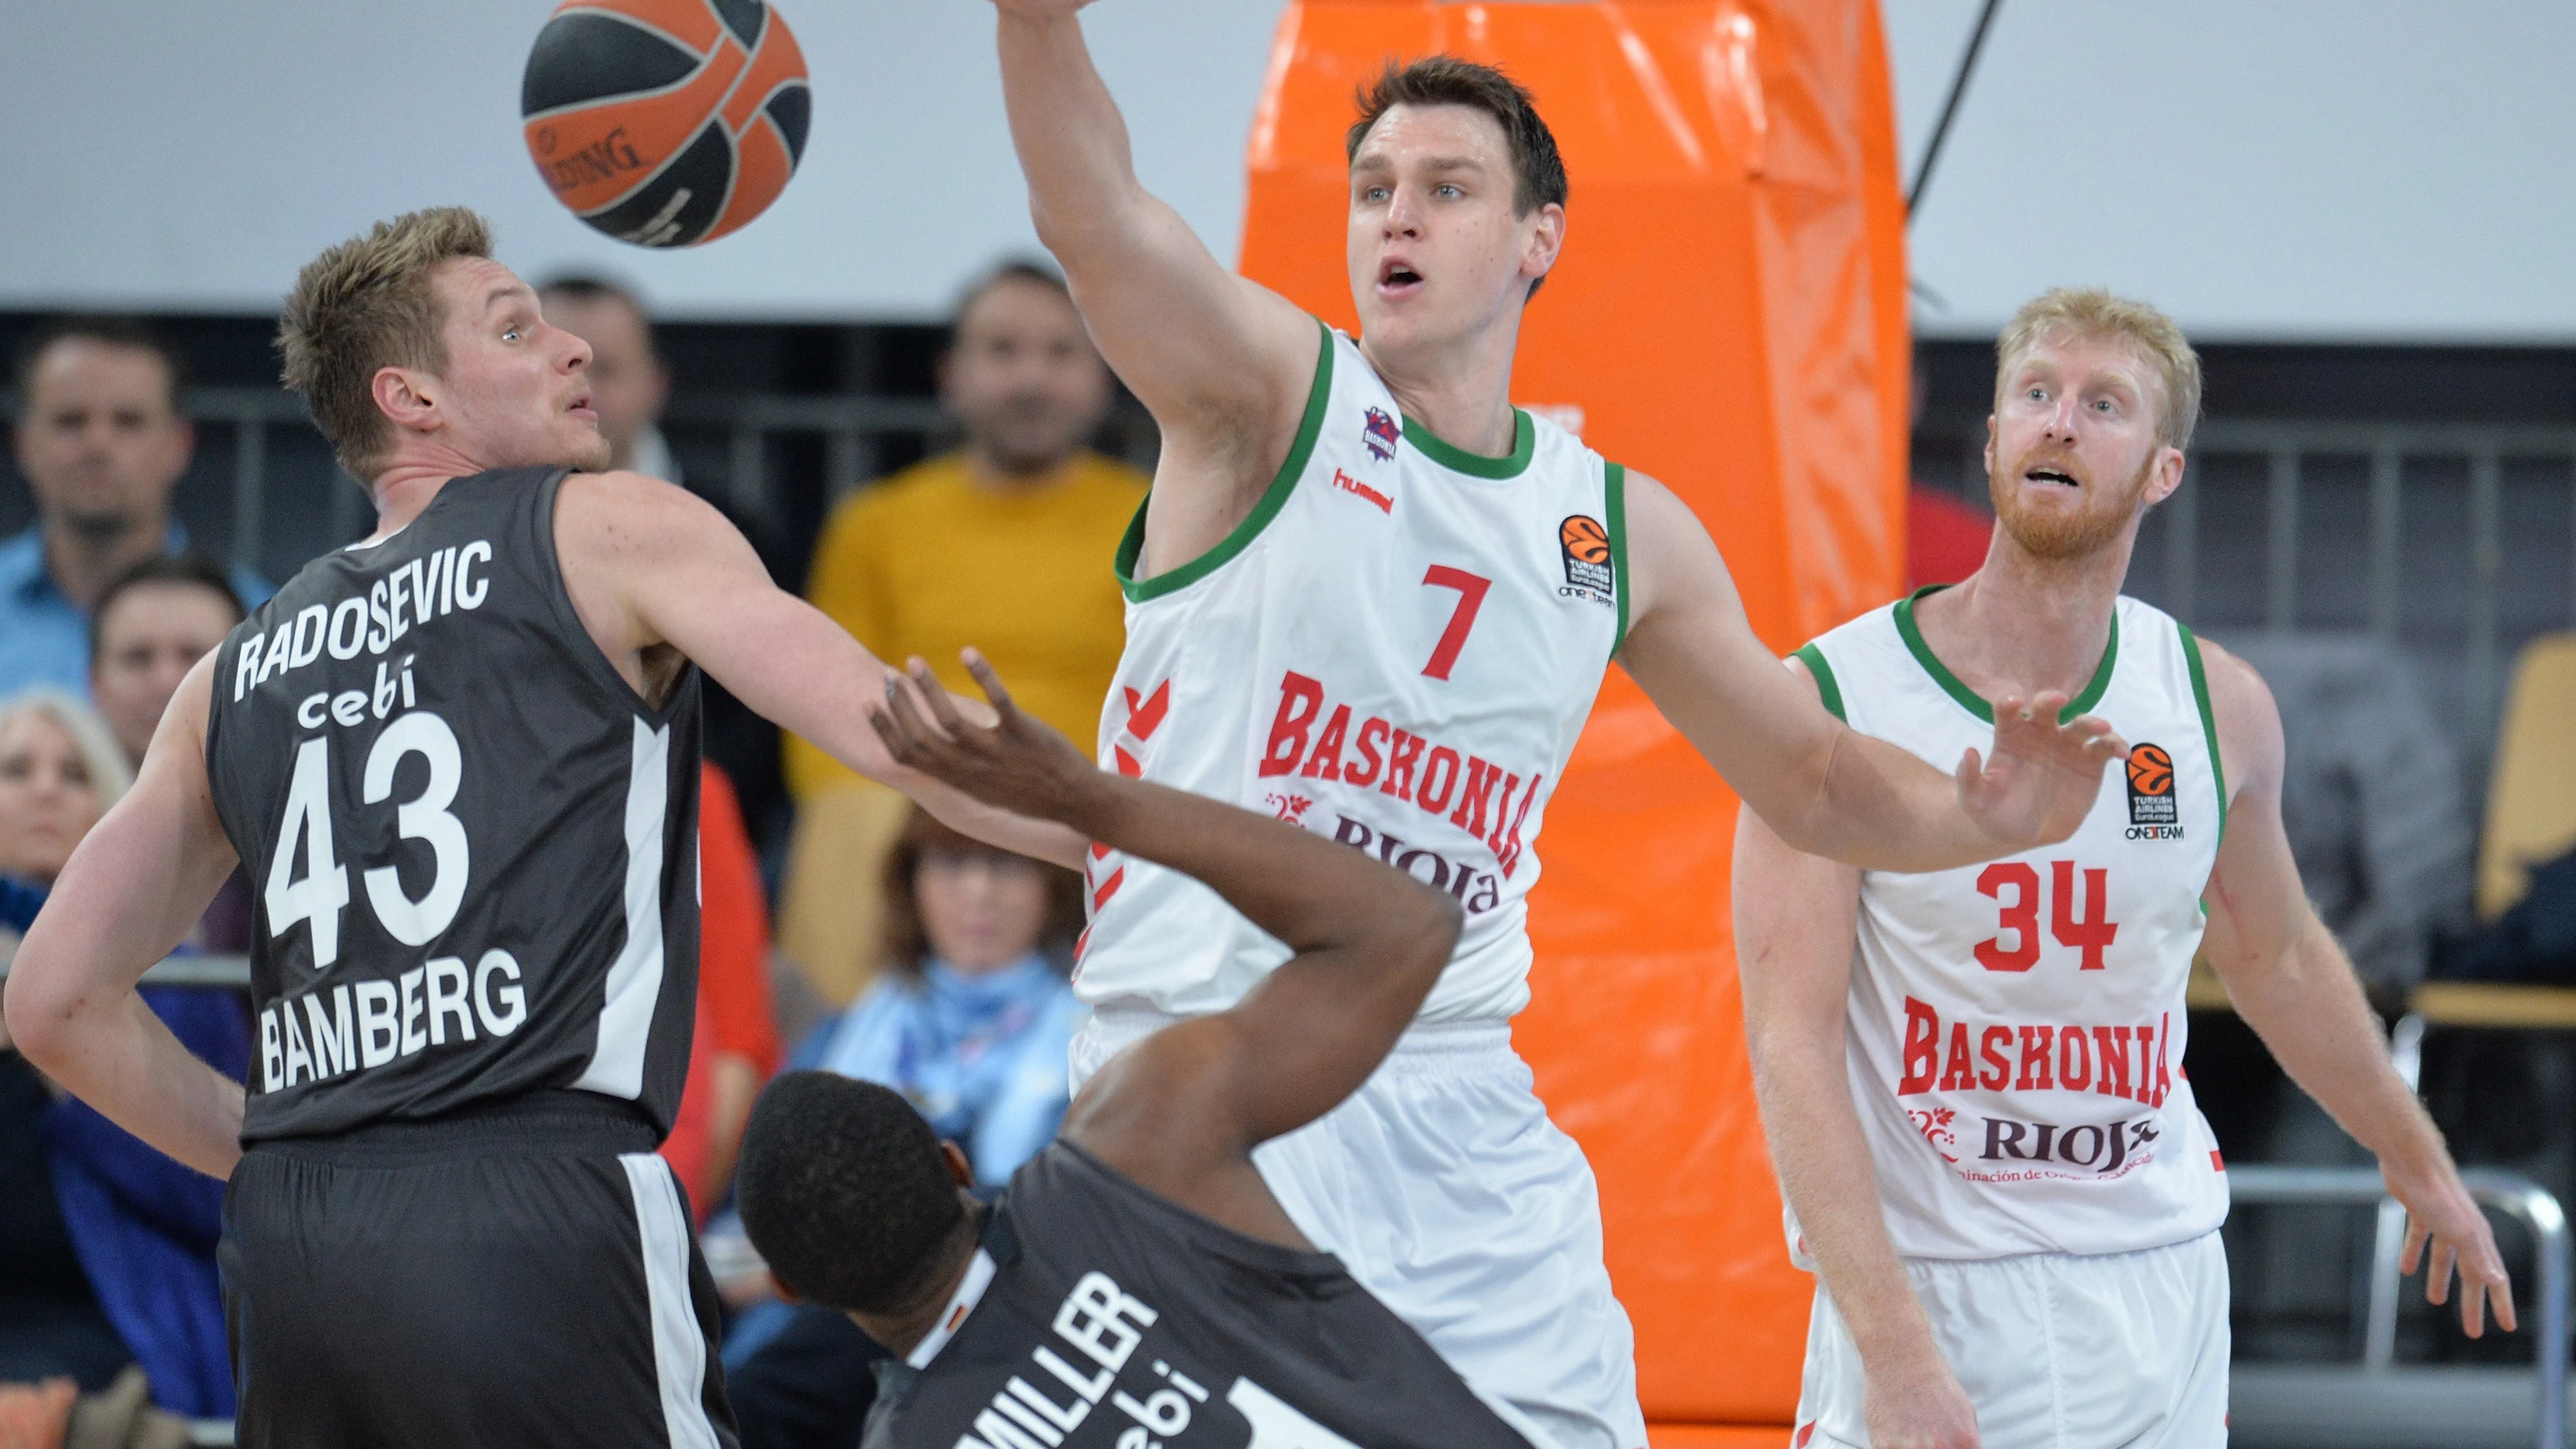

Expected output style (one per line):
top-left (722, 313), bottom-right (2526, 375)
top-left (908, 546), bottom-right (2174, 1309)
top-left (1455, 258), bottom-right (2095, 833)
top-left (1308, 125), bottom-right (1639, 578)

top-left (1787, 591), bottom-right (2234, 1260)
top-left (1077, 324), bottom-right (1627, 1022)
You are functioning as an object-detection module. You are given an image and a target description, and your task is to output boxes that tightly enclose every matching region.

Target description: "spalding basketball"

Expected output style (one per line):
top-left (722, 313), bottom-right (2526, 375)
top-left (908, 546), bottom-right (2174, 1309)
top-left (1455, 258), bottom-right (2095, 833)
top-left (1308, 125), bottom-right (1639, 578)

top-left (521, 0), bottom-right (811, 248)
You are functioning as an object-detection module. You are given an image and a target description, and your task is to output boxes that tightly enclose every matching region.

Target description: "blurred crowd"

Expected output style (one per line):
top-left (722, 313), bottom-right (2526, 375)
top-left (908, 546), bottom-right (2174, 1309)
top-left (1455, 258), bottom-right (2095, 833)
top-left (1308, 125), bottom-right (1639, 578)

top-left (0, 261), bottom-right (1139, 1447)
top-left (2, 261), bottom-right (2564, 1443)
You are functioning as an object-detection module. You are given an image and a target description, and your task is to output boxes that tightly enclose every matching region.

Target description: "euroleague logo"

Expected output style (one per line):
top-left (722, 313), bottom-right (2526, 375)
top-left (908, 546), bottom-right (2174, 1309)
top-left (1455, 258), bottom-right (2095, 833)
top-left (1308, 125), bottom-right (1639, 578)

top-left (2124, 742), bottom-right (2183, 840)
top-left (1557, 514), bottom-right (1615, 608)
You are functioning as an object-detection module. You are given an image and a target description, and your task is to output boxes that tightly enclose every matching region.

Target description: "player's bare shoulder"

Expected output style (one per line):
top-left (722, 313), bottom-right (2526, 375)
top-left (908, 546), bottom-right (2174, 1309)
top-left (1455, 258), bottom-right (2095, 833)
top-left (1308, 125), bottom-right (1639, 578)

top-left (1610, 469), bottom-right (1726, 624)
top-left (2185, 635), bottom-right (2285, 790)
top-left (551, 469), bottom-right (740, 698)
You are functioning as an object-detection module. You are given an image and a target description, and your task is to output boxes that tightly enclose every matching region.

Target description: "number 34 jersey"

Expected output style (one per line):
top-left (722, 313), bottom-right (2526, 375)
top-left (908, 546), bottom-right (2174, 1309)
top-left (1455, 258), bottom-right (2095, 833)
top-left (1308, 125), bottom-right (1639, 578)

top-left (1075, 323), bottom-right (1627, 1023)
top-left (1790, 590), bottom-right (2232, 1260)
top-left (207, 468), bottom-right (702, 1143)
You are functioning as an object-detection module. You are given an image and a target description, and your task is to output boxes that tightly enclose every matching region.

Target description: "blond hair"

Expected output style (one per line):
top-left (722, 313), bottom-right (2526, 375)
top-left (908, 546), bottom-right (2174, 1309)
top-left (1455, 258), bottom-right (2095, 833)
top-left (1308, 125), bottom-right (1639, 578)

top-left (1994, 287), bottom-right (2202, 451)
top-left (0, 687), bottom-right (134, 814)
top-left (277, 206), bottom-right (495, 480)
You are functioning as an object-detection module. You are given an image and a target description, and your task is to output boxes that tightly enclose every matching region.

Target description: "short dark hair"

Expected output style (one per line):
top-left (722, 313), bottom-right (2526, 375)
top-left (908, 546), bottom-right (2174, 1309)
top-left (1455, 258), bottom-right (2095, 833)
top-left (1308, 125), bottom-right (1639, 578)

top-left (12, 315), bottom-right (188, 412)
top-left (1346, 56), bottom-right (1568, 219)
top-left (736, 1072), bottom-right (970, 1314)
top-left (536, 274), bottom-right (659, 357)
top-left (89, 553), bottom-right (246, 670)
top-left (949, 257), bottom-right (1073, 341)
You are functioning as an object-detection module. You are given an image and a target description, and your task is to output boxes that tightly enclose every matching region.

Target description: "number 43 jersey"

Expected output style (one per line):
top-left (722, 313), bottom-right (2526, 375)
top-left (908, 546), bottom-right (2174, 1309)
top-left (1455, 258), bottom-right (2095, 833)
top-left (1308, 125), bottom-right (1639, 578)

top-left (207, 468), bottom-right (702, 1143)
top-left (1790, 590), bottom-right (2232, 1260)
top-left (1077, 323), bottom-right (1627, 1024)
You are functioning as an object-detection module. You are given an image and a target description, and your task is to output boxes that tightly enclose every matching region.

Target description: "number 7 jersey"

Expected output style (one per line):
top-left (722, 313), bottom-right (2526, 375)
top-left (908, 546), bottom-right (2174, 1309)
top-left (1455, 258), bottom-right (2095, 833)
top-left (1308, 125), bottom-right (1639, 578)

top-left (206, 467), bottom-right (702, 1142)
top-left (1074, 323), bottom-right (1627, 1022)
top-left (1791, 589), bottom-right (2232, 1259)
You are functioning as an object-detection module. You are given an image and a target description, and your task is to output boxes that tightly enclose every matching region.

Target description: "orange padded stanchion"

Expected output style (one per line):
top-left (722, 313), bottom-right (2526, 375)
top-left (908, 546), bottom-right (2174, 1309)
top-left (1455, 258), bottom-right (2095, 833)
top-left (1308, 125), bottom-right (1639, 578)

top-left (1238, 2), bottom-right (1909, 1433)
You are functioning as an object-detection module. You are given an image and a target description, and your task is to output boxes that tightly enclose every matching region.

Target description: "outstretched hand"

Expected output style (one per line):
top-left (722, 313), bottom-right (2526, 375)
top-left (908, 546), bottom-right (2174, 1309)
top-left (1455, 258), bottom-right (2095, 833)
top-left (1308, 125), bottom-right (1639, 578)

top-left (2389, 1159), bottom-right (2517, 1338)
top-left (1954, 693), bottom-right (2128, 850)
top-left (867, 650), bottom-right (1103, 829)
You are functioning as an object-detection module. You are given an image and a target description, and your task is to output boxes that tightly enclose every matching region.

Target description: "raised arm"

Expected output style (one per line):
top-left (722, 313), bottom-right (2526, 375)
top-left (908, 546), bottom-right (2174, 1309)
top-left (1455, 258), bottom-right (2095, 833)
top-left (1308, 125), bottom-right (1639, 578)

top-left (3, 658), bottom-right (249, 1179)
top-left (867, 652), bottom-right (1460, 1244)
top-left (2195, 642), bottom-right (2511, 1337)
top-left (990, 1), bottom-right (1318, 574)
top-left (554, 469), bottom-right (1088, 869)
top-left (1619, 472), bottom-right (2124, 871)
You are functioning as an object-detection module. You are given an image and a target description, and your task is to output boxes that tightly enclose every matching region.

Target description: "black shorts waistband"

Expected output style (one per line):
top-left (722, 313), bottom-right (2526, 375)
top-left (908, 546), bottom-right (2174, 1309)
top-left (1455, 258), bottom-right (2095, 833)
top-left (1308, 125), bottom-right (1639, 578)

top-left (245, 1090), bottom-right (660, 1163)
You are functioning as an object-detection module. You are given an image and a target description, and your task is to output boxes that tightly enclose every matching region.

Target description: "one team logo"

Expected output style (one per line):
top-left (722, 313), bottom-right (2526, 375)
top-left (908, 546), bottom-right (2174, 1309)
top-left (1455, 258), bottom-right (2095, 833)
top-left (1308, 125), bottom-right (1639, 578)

top-left (1361, 406), bottom-right (1399, 462)
top-left (2125, 742), bottom-right (2181, 840)
top-left (1557, 514), bottom-right (1614, 607)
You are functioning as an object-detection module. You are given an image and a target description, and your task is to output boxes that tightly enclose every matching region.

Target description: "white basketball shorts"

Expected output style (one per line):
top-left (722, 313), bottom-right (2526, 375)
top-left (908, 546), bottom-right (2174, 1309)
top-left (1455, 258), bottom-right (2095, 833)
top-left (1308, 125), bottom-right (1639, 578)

top-left (1071, 1007), bottom-right (1647, 1449)
top-left (1793, 1230), bottom-right (2230, 1448)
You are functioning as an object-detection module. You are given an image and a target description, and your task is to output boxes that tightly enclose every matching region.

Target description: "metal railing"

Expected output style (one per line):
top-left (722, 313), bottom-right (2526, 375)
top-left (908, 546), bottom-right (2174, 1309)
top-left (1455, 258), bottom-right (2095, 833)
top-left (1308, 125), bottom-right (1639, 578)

top-left (1941, 419), bottom-right (2576, 754)
top-left (0, 952), bottom-right (249, 988)
top-left (87, 398), bottom-right (2576, 767)
top-left (22, 386), bottom-right (956, 574)
top-left (2230, 1164), bottom-right (2569, 1449)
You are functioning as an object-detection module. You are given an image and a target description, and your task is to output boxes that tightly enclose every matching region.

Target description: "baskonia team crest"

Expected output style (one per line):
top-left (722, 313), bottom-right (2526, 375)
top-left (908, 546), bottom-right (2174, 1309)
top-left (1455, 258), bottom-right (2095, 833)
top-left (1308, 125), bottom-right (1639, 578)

top-left (1362, 406), bottom-right (1399, 462)
top-left (2125, 743), bottom-right (2182, 840)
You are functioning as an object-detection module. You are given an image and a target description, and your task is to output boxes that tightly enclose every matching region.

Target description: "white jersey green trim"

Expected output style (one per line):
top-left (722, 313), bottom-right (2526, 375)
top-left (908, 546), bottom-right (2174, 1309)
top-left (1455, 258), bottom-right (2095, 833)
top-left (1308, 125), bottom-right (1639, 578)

top-left (1112, 320), bottom-right (1335, 604)
top-left (1893, 585), bottom-right (2119, 725)
top-left (1786, 593), bottom-right (2230, 1261)
top-left (1605, 462), bottom-right (1630, 656)
top-left (2177, 623), bottom-right (2227, 840)
top-left (1079, 327), bottom-right (1626, 1024)
top-left (1794, 642), bottom-right (1846, 722)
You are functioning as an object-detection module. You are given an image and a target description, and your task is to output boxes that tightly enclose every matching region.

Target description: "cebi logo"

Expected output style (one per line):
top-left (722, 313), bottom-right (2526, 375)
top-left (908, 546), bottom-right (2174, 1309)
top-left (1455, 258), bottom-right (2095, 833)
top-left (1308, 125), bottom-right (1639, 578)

top-left (1361, 406), bottom-right (1399, 462)
top-left (2125, 742), bottom-right (2183, 840)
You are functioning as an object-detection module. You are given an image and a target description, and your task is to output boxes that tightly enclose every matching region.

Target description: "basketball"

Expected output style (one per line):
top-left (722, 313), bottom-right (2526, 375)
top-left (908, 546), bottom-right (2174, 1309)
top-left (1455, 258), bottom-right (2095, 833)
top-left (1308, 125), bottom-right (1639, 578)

top-left (2127, 742), bottom-right (2175, 796)
top-left (520, 0), bottom-right (811, 248)
top-left (1560, 514), bottom-right (1611, 564)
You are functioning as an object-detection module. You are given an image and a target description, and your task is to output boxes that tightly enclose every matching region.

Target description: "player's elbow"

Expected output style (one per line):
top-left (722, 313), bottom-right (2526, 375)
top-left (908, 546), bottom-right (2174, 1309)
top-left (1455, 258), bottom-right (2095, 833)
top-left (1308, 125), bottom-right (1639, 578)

top-left (1384, 887), bottom-right (1464, 983)
top-left (1, 953), bottom-right (79, 1072)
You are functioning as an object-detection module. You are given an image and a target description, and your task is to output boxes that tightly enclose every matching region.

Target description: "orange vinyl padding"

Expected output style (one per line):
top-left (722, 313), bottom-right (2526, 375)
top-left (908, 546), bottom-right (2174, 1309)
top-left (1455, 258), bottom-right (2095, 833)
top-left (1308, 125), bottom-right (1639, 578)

top-left (1649, 1426), bottom-right (1794, 1449)
top-left (1236, 1), bottom-right (1909, 1432)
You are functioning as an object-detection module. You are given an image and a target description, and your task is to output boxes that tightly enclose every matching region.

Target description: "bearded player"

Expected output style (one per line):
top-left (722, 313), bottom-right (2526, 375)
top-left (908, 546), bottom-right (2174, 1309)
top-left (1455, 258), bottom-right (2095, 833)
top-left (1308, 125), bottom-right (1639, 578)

top-left (1739, 289), bottom-right (2511, 1449)
top-left (983, 6), bottom-right (2128, 1445)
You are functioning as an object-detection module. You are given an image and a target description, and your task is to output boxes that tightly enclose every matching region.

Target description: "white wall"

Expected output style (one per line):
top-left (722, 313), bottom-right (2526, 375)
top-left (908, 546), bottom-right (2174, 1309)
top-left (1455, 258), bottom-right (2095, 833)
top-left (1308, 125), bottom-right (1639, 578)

top-left (0, 1), bottom-right (1281, 321)
top-left (5, 1), bottom-right (2571, 340)
top-left (1884, 0), bottom-right (2576, 341)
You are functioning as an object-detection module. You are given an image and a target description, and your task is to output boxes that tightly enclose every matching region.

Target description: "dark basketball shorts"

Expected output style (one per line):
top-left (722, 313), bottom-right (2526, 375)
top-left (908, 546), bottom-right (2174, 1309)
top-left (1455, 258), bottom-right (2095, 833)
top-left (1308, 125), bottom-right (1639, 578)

top-left (221, 1092), bottom-right (736, 1449)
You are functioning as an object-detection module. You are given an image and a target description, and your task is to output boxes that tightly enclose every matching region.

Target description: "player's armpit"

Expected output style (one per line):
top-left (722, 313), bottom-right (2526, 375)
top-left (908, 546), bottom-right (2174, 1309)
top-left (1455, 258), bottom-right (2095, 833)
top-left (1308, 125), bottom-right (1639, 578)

top-left (555, 474), bottom-right (1086, 867)
top-left (1061, 1016), bottom-right (1314, 1248)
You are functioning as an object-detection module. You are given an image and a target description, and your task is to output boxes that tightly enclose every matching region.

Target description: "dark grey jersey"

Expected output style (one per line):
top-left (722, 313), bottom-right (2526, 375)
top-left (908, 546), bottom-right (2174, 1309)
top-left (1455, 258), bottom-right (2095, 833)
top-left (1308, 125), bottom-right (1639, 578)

top-left (207, 468), bottom-right (701, 1143)
top-left (867, 1142), bottom-right (1533, 1449)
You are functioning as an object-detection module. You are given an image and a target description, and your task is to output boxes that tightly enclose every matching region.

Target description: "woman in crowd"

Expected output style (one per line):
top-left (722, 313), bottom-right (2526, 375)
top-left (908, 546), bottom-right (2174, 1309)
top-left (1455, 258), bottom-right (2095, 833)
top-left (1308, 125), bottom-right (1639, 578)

top-left (715, 807), bottom-right (1082, 1449)
top-left (0, 689), bottom-right (243, 1421)
top-left (800, 806), bottom-right (1086, 1186)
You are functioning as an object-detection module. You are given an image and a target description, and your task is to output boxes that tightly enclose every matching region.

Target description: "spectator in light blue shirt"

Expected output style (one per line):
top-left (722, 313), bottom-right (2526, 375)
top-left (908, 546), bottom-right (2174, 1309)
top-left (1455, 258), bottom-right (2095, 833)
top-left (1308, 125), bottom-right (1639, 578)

top-left (712, 806), bottom-right (1083, 1388)
top-left (2, 317), bottom-right (270, 701)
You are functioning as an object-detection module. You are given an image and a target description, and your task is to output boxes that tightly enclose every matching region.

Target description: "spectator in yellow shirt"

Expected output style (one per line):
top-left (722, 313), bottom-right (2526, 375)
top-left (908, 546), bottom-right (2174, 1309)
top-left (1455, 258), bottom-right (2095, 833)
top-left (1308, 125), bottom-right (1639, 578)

top-left (780, 260), bottom-right (1146, 999)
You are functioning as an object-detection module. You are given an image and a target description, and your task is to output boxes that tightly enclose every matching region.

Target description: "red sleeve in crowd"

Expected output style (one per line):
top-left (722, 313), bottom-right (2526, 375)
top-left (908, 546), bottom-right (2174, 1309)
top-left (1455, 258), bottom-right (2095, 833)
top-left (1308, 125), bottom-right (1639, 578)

top-left (698, 761), bottom-right (782, 1079)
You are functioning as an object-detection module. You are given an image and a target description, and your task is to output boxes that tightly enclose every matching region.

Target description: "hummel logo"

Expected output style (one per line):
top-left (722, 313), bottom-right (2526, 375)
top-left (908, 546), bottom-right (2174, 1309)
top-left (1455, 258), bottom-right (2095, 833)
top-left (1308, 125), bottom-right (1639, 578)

top-left (1332, 467), bottom-right (1392, 514)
